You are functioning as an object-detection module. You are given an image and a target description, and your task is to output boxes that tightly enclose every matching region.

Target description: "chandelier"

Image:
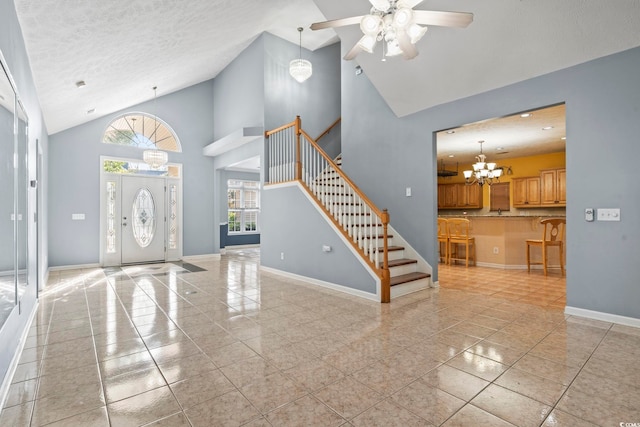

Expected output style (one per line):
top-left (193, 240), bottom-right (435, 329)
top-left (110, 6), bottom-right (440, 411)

top-left (289, 27), bottom-right (313, 83)
top-left (142, 86), bottom-right (168, 169)
top-left (357, 0), bottom-right (429, 60)
top-left (463, 141), bottom-right (502, 186)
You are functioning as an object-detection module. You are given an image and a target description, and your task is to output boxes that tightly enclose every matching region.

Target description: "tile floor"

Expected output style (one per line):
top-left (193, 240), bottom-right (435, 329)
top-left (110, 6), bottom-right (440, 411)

top-left (1, 248), bottom-right (639, 426)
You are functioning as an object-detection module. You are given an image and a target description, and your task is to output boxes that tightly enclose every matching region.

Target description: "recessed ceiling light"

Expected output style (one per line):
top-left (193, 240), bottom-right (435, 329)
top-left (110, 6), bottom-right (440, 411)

top-left (542, 126), bottom-right (554, 130)
top-left (87, 108), bottom-right (95, 114)
top-left (561, 136), bottom-right (566, 140)
top-left (76, 80), bottom-right (87, 89)
top-left (520, 113), bottom-right (532, 118)
top-left (448, 154), bottom-right (455, 158)
top-left (446, 130), bottom-right (455, 134)
top-left (496, 147), bottom-right (504, 151)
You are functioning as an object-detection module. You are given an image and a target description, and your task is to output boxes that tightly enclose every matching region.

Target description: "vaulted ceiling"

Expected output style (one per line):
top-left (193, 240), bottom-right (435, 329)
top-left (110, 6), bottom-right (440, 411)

top-left (14, 0), bottom-right (640, 136)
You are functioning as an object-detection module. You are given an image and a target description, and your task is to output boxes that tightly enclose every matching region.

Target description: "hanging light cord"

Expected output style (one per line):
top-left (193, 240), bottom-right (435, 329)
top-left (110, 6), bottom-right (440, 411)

top-left (298, 27), bottom-right (303, 59)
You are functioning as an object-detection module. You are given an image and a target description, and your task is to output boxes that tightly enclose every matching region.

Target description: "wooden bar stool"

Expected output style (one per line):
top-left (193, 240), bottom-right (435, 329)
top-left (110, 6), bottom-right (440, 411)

top-left (526, 218), bottom-right (566, 276)
top-left (437, 218), bottom-right (449, 263)
top-left (447, 218), bottom-right (475, 267)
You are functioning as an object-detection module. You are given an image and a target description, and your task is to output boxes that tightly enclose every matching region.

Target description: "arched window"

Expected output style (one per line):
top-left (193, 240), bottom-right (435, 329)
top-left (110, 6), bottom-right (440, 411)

top-left (102, 112), bottom-right (182, 152)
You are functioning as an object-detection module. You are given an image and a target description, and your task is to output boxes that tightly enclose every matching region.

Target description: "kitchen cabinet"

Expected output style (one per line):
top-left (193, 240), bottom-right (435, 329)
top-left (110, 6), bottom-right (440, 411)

top-left (540, 168), bottom-right (566, 206)
top-left (438, 183), bottom-right (483, 209)
top-left (512, 177), bottom-right (541, 207)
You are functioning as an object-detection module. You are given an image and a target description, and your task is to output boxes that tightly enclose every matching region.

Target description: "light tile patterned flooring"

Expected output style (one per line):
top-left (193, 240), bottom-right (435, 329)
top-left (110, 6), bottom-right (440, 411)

top-left (2, 248), bottom-right (639, 426)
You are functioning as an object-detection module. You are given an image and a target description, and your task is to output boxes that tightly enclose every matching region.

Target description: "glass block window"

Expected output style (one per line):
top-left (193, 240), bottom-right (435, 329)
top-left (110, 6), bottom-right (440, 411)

top-left (102, 113), bottom-right (182, 152)
top-left (106, 181), bottom-right (117, 254)
top-left (227, 180), bottom-right (260, 234)
top-left (132, 188), bottom-right (156, 248)
top-left (168, 184), bottom-right (178, 250)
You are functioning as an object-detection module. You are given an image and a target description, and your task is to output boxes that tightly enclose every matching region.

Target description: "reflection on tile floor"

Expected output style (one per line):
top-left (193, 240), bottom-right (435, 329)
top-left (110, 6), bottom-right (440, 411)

top-left (2, 249), bottom-right (639, 426)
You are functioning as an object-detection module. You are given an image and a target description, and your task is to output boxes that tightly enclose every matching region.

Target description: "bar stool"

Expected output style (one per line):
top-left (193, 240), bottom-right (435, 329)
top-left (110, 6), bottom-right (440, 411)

top-left (526, 218), bottom-right (566, 276)
top-left (447, 218), bottom-right (475, 267)
top-left (437, 218), bottom-right (448, 263)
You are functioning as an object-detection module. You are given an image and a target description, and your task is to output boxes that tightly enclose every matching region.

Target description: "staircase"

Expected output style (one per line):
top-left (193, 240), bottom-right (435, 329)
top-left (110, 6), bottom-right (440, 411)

top-left (265, 117), bottom-right (432, 302)
top-left (331, 157), bottom-right (431, 298)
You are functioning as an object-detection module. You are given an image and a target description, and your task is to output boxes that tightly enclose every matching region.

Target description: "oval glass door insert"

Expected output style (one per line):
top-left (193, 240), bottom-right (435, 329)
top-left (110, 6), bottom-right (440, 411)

top-left (132, 188), bottom-right (156, 248)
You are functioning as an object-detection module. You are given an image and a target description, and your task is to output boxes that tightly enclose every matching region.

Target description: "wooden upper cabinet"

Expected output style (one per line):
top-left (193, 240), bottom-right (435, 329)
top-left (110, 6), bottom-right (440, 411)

top-left (512, 177), bottom-right (540, 207)
top-left (462, 184), bottom-right (483, 208)
top-left (540, 168), bottom-right (566, 206)
top-left (437, 183), bottom-right (483, 209)
top-left (443, 184), bottom-right (458, 208)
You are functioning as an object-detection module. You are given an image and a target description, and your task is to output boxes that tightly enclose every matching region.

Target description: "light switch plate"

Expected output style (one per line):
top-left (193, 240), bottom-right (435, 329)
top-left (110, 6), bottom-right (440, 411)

top-left (597, 208), bottom-right (620, 221)
top-left (405, 187), bottom-right (412, 197)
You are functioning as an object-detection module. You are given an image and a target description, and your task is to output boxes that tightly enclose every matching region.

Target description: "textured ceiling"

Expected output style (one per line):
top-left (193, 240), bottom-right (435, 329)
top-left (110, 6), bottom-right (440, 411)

top-left (14, 0), bottom-right (337, 134)
top-left (13, 0), bottom-right (640, 138)
top-left (436, 104), bottom-right (566, 166)
top-left (313, 0), bottom-right (640, 117)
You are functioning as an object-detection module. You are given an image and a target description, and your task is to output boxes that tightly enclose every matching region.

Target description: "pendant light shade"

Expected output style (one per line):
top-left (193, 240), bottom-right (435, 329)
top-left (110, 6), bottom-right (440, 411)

top-left (290, 27), bottom-right (312, 83)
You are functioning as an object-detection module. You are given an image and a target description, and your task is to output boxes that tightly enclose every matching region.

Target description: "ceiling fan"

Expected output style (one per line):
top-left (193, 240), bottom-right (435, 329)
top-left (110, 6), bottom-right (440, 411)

top-left (310, 0), bottom-right (473, 61)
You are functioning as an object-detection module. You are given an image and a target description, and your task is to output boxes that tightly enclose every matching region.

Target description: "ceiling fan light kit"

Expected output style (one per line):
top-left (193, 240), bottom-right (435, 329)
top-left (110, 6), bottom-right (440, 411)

top-left (311, 0), bottom-right (472, 61)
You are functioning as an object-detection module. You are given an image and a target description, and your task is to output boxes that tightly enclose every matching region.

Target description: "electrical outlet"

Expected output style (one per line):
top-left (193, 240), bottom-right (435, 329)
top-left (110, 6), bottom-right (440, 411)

top-left (280, 252), bottom-right (284, 260)
top-left (493, 247), bottom-right (499, 254)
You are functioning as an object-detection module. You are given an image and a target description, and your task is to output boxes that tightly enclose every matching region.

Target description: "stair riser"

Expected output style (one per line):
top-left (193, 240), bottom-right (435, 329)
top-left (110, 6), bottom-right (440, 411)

top-left (391, 278), bottom-right (430, 299)
top-left (388, 264), bottom-right (418, 277)
top-left (372, 250), bottom-right (404, 264)
top-left (352, 237), bottom-right (393, 249)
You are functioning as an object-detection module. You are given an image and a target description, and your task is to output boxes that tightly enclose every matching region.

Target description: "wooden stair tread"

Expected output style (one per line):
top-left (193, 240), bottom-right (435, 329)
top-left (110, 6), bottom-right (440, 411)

top-left (388, 258), bottom-right (417, 267)
top-left (371, 245), bottom-right (403, 253)
top-left (390, 272), bottom-right (431, 287)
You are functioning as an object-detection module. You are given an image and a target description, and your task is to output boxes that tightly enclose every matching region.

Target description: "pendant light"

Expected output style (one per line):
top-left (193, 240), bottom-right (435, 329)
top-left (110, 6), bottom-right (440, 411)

top-left (142, 86), bottom-right (168, 169)
top-left (289, 27), bottom-right (313, 83)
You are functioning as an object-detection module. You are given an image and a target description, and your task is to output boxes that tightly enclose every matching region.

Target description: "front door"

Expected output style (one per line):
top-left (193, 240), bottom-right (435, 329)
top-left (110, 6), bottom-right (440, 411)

top-left (121, 176), bottom-right (165, 264)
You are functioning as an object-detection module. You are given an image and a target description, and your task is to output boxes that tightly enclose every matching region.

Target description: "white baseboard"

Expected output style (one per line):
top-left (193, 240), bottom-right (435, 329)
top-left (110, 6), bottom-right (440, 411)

top-left (182, 254), bottom-right (222, 261)
top-left (260, 265), bottom-right (379, 302)
top-left (48, 263), bottom-right (101, 272)
top-left (0, 301), bottom-right (38, 411)
top-left (565, 306), bottom-right (640, 329)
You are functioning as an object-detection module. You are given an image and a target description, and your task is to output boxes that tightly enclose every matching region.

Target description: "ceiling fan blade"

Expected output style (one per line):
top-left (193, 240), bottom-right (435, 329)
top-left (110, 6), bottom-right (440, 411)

top-left (396, 31), bottom-right (418, 60)
top-left (413, 10), bottom-right (474, 28)
top-left (343, 43), bottom-right (362, 61)
top-left (310, 16), bottom-right (364, 31)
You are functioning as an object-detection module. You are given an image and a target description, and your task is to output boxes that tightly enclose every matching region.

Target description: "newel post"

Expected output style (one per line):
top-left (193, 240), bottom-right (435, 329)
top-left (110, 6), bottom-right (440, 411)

top-left (381, 209), bottom-right (391, 303)
top-left (295, 115), bottom-right (302, 181)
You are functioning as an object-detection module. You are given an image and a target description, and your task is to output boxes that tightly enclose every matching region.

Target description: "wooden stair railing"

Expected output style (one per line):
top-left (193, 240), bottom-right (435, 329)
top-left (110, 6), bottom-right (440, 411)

top-left (265, 116), bottom-right (391, 302)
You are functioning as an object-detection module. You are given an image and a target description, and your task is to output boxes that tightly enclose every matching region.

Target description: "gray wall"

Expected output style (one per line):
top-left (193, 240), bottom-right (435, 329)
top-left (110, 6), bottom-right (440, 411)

top-left (213, 36), bottom-right (265, 140)
top-left (49, 81), bottom-right (216, 265)
top-left (261, 185), bottom-right (376, 295)
top-left (264, 34), bottom-right (341, 138)
top-left (341, 46), bottom-right (640, 320)
top-left (0, 0), bottom-right (49, 390)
